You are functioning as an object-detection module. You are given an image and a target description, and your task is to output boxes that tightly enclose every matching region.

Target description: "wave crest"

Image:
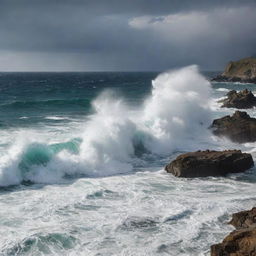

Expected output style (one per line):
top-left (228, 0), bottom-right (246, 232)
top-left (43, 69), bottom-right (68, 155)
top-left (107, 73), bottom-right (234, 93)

top-left (0, 66), bottom-right (213, 186)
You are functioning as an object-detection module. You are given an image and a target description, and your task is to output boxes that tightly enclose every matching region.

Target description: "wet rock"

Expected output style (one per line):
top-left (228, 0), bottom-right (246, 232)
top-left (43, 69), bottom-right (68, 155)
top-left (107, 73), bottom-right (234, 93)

top-left (210, 111), bottom-right (256, 143)
top-left (211, 227), bottom-right (256, 256)
top-left (229, 207), bottom-right (256, 229)
top-left (221, 89), bottom-right (256, 109)
top-left (165, 150), bottom-right (253, 178)
top-left (212, 57), bottom-right (256, 84)
top-left (211, 207), bottom-right (256, 256)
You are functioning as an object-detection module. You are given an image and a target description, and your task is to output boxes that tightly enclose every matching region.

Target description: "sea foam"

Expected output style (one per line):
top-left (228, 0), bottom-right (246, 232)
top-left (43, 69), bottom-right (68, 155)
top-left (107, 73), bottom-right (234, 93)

top-left (0, 66), bottom-right (213, 186)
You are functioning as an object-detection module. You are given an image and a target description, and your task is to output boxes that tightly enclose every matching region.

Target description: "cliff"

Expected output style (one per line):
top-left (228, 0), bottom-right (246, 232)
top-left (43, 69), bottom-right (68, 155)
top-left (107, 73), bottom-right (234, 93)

top-left (212, 57), bottom-right (256, 83)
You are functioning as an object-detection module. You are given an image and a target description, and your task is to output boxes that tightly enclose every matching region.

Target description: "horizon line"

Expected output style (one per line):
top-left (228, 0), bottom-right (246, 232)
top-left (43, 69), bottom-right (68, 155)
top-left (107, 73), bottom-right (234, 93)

top-left (0, 69), bottom-right (221, 73)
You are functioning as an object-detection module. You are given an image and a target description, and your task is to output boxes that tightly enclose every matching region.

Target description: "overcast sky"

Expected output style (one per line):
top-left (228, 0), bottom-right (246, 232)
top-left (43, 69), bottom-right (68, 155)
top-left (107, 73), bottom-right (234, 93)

top-left (0, 0), bottom-right (255, 71)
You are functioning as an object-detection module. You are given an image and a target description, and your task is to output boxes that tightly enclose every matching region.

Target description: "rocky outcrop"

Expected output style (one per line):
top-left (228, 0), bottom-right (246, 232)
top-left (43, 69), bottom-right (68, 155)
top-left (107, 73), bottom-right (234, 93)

top-left (229, 207), bottom-right (256, 229)
top-left (211, 207), bottom-right (256, 256)
top-left (165, 150), bottom-right (253, 178)
top-left (211, 227), bottom-right (256, 256)
top-left (210, 111), bottom-right (256, 143)
top-left (221, 89), bottom-right (256, 109)
top-left (212, 57), bottom-right (256, 83)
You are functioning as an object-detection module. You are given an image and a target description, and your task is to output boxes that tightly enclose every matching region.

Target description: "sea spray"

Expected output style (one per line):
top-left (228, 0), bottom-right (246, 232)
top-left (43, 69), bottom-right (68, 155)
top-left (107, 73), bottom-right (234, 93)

top-left (142, 65), bottom-right (212, 153)
top-left (0, 66), bottom-right (213, 186)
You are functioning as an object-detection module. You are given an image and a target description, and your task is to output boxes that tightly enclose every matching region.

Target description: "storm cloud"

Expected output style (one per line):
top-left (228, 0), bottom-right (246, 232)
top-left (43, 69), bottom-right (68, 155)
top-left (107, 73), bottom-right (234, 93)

top-left (0, 0), bottom-right (255, 71)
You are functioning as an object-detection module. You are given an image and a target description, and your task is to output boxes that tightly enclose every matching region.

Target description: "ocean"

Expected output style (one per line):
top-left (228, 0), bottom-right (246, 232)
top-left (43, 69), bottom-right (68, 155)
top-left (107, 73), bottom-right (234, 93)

top-left (0, 66), bottom-right (255, 255)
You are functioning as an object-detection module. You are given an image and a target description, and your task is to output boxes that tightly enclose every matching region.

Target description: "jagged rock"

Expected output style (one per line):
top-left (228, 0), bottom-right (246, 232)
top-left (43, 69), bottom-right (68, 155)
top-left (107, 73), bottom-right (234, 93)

top-left (212, 57), bottom-right (256, 84)
top-left (165, 150), bottom-right (253, 178)
top-left (229, 207), bottom-right (256, 229)
top-left (221, 89), bottom-right (256, 109)
top-left (210, 111), bottom-right (256, 143)
top-left (211, 227), bottom-right (256, 256)
top-left (211, 207), bottom-right (256, 256)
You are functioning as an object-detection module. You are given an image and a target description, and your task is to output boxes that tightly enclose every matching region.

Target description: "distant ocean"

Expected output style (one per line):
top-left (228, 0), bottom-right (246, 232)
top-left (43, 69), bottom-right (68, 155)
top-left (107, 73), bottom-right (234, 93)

top-left (0, 66), bottom-right (255, 255)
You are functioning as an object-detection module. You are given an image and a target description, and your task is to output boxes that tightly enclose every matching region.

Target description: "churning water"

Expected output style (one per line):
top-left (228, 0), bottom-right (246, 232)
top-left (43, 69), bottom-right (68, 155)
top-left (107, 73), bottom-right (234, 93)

top-left (0, 67), bottom-right (255, 255)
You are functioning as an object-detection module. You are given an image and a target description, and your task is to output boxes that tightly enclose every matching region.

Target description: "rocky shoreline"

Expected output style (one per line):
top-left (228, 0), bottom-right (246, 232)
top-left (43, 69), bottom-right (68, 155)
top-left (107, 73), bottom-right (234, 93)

top-left (165, 147), bottom-right (255, 254)
top-left (212, 75), bottom-right (256, 84)
top-left (220, 89), bottom-right (256, 109)
top-left (211, 207), bottom-right (256, 256)
top-left (212, 57), bottom-right (256, 84)
top-left (210, 110), bottom-right (256, 143)
top-left (164, 63), bottom-right (256, 253)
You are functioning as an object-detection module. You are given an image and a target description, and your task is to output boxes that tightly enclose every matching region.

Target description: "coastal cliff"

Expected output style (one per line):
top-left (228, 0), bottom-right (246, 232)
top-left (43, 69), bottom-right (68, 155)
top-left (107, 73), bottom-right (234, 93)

top-left (212, 57), bottom-right (256, 83)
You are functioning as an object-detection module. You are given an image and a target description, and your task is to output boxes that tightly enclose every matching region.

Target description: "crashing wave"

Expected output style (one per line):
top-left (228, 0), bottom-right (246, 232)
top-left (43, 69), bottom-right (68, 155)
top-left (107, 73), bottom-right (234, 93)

top-left (0, 66), bottom-right (213, 186)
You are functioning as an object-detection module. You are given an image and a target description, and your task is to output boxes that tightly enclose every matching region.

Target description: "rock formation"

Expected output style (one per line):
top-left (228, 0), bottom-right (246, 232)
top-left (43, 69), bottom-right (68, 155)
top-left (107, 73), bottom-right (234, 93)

top-left (212, 57), bottom-right (256, 83)
top-left (221, 89), bottom-right (256, 109)
top-left (165, 150), bottom-right (253, 178)
top-left (229, 207), bottom-right (256, 229)
top-left (210, 111), bottom-right (256, 143)
top-left (211, 207), bottom-right (256, 256)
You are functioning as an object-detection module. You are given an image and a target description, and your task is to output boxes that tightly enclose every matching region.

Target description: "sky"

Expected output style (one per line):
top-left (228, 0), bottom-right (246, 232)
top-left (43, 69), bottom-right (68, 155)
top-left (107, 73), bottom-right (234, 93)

top-left (0, 0), bottom-right (255, 71)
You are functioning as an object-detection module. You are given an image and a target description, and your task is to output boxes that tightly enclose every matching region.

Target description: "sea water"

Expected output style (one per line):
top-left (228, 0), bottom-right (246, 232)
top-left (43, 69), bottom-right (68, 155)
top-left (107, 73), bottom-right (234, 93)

top-left (0, 66), bottom-right (255, 255)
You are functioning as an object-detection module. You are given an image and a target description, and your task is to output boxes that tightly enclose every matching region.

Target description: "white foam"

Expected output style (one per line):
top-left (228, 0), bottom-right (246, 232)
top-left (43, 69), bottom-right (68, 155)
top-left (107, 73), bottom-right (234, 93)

top-left (45, 116), bottom-right (67, 120)
top-left (0, 66), bottom-right (215, 186)
top-left (216, 88), bottom-right (229, 92)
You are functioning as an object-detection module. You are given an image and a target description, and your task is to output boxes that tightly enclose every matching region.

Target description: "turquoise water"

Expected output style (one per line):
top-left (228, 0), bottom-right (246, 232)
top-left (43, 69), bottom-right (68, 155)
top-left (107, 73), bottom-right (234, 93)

top-left (0, 67), bottom-right (255, 255)
top-left (0, 72), bottom-right (156, 128)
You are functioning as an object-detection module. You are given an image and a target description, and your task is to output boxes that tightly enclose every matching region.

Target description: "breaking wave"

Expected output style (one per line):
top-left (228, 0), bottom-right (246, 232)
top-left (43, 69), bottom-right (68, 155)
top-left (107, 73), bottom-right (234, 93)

top-left (0, 66), bottom-right (213, 186)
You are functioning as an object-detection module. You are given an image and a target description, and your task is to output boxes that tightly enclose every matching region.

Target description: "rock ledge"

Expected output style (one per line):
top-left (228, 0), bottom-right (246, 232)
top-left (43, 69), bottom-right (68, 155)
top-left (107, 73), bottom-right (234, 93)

top-left (165, 150), bottom-right (253, 178)
top-left (211, 207), bottom-right (256, 256)
top-left (221, 89), bottom-right (256, 109)
top-left (211, 111), bottom-right (256, 143)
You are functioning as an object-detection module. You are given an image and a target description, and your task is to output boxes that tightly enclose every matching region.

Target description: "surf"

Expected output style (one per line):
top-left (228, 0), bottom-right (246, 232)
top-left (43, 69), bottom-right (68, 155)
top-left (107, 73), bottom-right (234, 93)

top-left (0, 66), bottom-right (213, 186)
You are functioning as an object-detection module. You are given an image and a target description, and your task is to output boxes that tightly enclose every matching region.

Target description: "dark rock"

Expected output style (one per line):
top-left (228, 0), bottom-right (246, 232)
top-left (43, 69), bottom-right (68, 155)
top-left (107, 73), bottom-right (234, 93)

top-left (211, 207), bottom-right (256, 256)
top-left (165, 150), bottom-right (253, 178)
top-left (221, 89), bottom-right (256, 109)
top-left (212, 57), bottom-right (256, 84)
top-left (229, 207), bottom-right (256, 229)
top-left (211, 227), bottom-right (256, 256)
top-left (210, 111), bottom-right (256, 143)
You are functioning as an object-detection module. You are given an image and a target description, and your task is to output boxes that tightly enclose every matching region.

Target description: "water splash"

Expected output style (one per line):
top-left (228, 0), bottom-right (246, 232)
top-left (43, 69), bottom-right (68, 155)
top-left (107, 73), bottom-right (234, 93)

top-left (0, 66), bottom-right (213, 186)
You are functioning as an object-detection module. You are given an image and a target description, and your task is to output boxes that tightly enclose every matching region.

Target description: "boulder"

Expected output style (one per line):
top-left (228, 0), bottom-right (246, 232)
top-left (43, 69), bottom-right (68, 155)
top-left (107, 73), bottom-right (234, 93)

top-left (229, 207), bottom-right (256, 229)
top-left (212, 57), bottom-right (256, 84)
top-left (221, 89), bottom-right (256, 109)
top-left (165, 150), bottom-right (253, 178)
top-left (211, 207), bottom-right (256, 256)
top-left (211, 227), bottom-right (256, 256)
top-left (210, 111), bottom-right (256, 143)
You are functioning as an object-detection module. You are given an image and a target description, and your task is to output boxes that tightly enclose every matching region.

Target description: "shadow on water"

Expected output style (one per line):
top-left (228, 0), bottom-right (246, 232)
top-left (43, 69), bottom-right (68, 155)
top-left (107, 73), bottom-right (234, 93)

top-left (227, 167), bottom-right (256, 183)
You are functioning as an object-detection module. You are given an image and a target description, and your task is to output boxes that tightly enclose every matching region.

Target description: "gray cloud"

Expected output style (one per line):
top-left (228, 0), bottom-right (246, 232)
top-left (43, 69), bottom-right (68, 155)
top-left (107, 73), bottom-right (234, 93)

top-left (0, 0), bottom-right (255, 71)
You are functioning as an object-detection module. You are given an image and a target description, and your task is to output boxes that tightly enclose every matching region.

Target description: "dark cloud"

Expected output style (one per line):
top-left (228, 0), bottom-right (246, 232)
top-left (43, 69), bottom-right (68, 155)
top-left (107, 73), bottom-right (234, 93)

top-left (0, 0), bottom-right (255, 71)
